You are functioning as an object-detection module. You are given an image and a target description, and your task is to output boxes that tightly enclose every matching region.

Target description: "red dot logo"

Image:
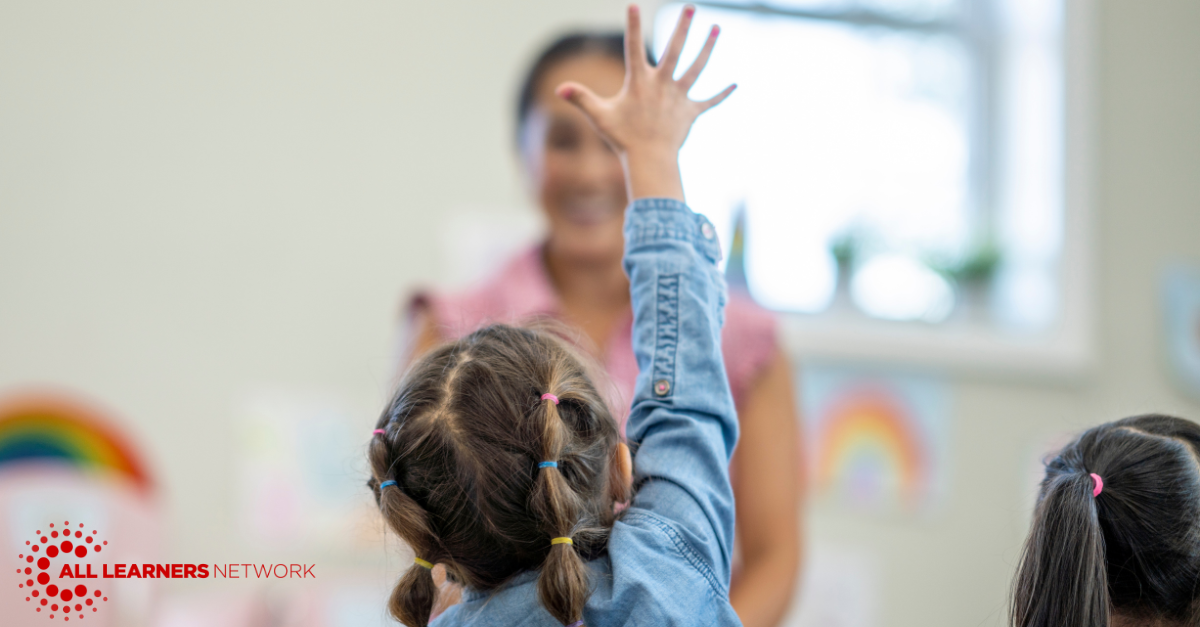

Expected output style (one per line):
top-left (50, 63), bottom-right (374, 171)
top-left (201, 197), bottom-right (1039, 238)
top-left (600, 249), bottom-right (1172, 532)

top-left (16, 522), bottom-right (107, 620)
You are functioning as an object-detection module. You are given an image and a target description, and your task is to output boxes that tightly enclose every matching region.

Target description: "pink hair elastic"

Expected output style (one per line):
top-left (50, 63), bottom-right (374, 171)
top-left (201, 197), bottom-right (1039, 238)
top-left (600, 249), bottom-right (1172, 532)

top-left (541, 393), bottom-right (559, 405)
top-left (1090, 473), bottom-right (1104, 497)
top-left (372, 429), bottom-right (386, 435)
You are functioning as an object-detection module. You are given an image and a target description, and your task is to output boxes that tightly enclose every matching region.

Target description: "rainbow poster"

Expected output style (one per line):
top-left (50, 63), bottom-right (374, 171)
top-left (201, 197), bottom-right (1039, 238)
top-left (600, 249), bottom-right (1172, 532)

top-left (802, 366), bottom-right (949, 513)
top-left (0, 393), bottom-right (153, 495)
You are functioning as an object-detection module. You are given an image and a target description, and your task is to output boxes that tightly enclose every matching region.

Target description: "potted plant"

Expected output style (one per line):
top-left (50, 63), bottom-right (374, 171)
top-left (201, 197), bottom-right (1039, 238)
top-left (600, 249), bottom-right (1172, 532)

top-left (828, 227), bottom-right (868, 314)
top-left (929, 240), bottom-right (1003, 323)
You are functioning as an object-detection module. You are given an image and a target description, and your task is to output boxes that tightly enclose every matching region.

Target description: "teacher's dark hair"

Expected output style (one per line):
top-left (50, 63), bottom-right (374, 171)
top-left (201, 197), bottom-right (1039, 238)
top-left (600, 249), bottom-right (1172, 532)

top-left (515, 31), bottom-right (656, 142)
top-left (1011, 414), bottom-right (1200, 627)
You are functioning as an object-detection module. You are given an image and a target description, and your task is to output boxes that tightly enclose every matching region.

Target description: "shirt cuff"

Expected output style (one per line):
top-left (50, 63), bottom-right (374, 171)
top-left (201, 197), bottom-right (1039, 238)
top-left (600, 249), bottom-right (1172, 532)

top-left (624, 198), bottom-right (724, 266)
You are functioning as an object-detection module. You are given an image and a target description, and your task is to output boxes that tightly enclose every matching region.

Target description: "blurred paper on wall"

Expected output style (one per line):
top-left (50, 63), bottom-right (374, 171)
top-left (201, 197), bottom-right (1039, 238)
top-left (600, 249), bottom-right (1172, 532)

top-left (1163, 266), bottom-right (1200, 401)
top-left (155, 592), bottom-right (274, 627)
top-left (782, 543), bottom-right (880, 627)
top-left (801, 365), bottom-right (950, 514)
top-left (275, 574), bottom-right (400, 627)
top-left (235, 391), bottom-right (375, 551)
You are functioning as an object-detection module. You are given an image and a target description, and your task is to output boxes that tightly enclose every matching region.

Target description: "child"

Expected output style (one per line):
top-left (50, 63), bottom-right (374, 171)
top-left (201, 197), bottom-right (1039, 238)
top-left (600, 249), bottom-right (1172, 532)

top-left (1012, 414), bottom-right (1200, 627)
top-left (368, 5), bottom-right (741, 626)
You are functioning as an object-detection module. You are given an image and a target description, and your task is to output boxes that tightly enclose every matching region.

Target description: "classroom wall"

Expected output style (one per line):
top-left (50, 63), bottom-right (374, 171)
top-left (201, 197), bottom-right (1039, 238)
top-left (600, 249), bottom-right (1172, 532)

top-left (1, 1), bottom-right (1197, 626)
top-left (874, 1), bottom-right (1199, 624)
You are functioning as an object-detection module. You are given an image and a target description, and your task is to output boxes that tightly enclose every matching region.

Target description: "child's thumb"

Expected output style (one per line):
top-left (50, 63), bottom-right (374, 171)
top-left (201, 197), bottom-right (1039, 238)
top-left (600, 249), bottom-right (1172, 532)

top-left (555, 82), bottom-right (603, 120)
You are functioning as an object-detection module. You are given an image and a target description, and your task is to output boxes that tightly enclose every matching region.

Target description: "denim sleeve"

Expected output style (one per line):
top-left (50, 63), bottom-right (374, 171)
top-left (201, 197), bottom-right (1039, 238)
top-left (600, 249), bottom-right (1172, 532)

top-left (622, 197), bottom-right (738, 586)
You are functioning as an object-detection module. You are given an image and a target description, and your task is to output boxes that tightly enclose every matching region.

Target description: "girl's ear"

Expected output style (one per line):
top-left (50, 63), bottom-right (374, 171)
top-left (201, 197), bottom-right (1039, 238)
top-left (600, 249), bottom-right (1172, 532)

top-left (610, 441), bottom-right (633, 503)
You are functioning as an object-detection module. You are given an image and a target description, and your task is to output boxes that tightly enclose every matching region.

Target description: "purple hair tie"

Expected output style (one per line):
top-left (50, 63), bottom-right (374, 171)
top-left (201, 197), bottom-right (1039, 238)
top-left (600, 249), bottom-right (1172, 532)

top-left (565, 621), bottom-right (584, 627)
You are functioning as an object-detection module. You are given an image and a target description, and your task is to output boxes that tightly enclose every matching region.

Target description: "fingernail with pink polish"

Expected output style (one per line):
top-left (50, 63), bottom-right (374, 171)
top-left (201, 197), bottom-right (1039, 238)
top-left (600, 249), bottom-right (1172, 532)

top-left (711, 25), bottom-right (720, 36)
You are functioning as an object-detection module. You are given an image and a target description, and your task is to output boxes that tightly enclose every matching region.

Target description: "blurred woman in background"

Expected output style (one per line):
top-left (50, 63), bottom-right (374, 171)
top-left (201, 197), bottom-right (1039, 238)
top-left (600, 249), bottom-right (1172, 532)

top-left (403, 31), bottom-right (802, 627)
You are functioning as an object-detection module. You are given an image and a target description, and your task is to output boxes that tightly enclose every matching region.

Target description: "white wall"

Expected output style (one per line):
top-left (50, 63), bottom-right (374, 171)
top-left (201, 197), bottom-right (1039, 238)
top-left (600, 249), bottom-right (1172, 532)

top-left (0, 0), bottom-right (624, 562)
top-left (1, 1), bottom-right (1198, 626)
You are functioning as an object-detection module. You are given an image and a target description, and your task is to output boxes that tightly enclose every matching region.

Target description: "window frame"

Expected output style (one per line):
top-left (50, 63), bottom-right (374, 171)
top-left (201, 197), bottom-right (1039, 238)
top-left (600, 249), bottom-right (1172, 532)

top-left (668, 0), bottom-right (1096, 377)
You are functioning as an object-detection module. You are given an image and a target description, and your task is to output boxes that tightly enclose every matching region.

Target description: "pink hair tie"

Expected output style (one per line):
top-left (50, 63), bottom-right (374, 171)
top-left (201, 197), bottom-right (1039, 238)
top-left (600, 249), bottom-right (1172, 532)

top-left (1090, 473), bottom-right (1104, 497)
top-left (372, 429), bottom-right (386, 435)
top-left (541, 393), bottom-right (559, 405)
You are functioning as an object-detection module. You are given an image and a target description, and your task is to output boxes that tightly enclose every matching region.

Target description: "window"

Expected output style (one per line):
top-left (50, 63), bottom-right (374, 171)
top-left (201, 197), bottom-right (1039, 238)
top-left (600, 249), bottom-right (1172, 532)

top-left (654, 0), bottom-right (1086, 372)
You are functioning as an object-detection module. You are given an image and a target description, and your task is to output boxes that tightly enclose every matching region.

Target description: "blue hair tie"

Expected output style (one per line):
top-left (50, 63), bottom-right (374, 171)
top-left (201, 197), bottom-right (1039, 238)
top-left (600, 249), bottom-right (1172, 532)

top-left (538, 461), bottom-right (558, 469)
top-left (379, 480), bottom-right (397, 489)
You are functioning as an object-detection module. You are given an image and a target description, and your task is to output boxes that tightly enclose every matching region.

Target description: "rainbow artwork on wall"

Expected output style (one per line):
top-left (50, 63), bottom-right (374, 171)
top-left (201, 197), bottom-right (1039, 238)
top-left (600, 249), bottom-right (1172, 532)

top-left (0, 393), bottom-right (153, 495)
top-left (802, 366), bottom-right (948, 513)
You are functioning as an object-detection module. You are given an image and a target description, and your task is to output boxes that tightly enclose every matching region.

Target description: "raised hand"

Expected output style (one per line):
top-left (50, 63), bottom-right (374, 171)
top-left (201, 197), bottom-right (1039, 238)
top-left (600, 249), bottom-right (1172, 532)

top-left (556, 4), bottom-right (735, 201)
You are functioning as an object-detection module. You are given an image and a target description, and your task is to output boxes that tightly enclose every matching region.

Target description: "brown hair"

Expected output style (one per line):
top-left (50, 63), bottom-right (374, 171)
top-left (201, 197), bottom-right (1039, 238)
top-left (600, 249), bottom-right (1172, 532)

top-left (1011, 414), bottom-right (1200, 627)
top-left (368, 324), bottom-right (626, 626)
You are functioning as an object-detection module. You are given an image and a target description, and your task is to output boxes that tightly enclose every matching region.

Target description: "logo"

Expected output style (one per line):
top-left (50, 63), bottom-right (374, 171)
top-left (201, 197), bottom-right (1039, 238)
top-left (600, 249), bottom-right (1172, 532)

top-left (13, 518), bottom-right (319, 622)
top-left (15, 520), bottom-right (107, 621)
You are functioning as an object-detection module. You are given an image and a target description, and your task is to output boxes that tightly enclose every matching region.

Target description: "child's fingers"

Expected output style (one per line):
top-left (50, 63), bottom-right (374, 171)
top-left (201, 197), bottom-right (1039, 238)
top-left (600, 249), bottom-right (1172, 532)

top-left (697, 83), bottom-right (737, 113)
top-left (678, 24), bottom-right (719, 90)
top-left (556, 81), bottom-right (605, 123)
top-left (659, 4), bottom-right (696, 78)
top-left (624, 5), bottom-right (647, 81)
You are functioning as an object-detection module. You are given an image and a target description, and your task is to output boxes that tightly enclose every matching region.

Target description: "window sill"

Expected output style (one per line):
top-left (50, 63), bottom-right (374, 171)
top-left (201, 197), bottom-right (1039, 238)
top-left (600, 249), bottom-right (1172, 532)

top-left (780, 312), bottom-right (1094, 379)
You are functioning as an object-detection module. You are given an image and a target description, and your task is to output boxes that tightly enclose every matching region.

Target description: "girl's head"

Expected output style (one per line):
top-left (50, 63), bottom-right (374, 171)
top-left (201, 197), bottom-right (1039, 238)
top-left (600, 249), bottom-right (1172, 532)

top-left (515, 33), bottom-right (654, 265)
top-left (369, 324), bottom-right (631, 626)
top-left (1012, 414), bottom-right (1200, 627)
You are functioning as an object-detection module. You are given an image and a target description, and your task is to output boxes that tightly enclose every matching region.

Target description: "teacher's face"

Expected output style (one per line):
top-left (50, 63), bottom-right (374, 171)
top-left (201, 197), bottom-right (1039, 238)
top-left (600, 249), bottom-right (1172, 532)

top-left (522, 54), bottom-right (628, 264)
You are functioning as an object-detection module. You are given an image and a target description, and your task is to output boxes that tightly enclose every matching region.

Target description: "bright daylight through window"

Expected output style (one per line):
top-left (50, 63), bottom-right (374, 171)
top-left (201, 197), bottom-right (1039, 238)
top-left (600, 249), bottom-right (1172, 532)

top-left (655, 0), bottom-right (1064, 333)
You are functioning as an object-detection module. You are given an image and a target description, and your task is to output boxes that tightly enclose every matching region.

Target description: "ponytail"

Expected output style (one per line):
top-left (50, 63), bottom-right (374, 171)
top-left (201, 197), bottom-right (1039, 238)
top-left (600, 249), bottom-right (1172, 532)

top-left (532, 390), bottom-right (589, 626)
top-left (388, 557), bottom-right (437, 627)
top-left (371, 441), bottom-right (441, 627)
top-left (1011, 470), bottom-right (1109, 627)
top-left (368, 325), bottom-right (624, 627)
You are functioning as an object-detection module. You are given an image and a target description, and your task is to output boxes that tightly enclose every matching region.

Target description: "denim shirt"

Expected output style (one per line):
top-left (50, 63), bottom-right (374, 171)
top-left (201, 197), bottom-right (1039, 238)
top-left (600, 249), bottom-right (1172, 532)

top-left (435, 198), bottom-right (742, 627)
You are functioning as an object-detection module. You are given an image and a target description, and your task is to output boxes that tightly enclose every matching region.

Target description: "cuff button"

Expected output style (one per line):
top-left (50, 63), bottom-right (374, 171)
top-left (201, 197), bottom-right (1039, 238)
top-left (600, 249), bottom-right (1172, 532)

top-left (654, 379), bottom-right (671, 396)
top-left (701, 222), bottom-right (716, 240)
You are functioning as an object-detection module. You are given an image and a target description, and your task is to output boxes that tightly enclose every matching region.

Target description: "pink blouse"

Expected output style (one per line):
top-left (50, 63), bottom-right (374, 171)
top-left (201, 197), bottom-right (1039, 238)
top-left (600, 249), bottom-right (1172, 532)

top-left (409, 245), bottom-right (779, 429)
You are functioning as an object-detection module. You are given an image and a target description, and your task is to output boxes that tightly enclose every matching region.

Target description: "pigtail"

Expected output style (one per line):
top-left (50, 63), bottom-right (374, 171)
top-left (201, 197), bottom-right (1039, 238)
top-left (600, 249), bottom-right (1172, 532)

top-left (388, 556), bottom-right (437, 627)
top-left (532, 382), bottom-right (590, 626)
top-left (371, 435), bottom-right (440, 627)
top-left (367, 326), bottom-right (623, 626)
top-left (1011, 470), bottom-right (1109, 627)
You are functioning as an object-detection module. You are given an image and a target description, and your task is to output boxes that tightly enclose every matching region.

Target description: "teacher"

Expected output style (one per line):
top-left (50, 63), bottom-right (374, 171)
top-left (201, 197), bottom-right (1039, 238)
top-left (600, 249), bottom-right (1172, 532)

top-left (404, 32), bottom-right (802, 627)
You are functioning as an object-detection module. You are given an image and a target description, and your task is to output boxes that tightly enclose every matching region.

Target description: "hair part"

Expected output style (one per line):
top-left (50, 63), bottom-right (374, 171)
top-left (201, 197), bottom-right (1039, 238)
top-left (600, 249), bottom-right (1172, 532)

top-left (369, 324), bottom-right (623, 626)
top-left (1011, 414), bottom-right (1200, 627)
